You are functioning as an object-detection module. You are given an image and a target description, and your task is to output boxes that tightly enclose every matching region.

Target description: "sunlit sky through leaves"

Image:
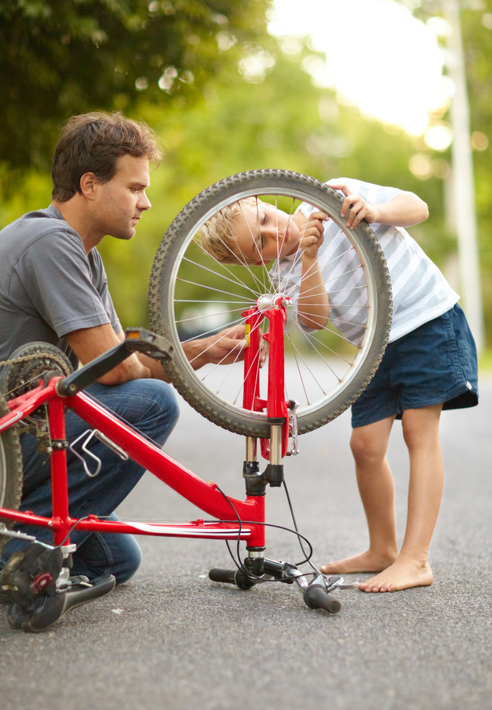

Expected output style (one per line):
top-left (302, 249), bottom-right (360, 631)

top-left (269, 0), bottom-right (451, 137)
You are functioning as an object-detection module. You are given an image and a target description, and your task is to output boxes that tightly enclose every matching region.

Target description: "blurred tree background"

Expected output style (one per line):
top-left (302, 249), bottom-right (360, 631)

top-left (0, 0), bottom-right (490, 348)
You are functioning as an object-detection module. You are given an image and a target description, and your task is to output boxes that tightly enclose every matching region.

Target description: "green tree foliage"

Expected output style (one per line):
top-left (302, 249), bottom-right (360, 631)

top-left (397, 0), bottom-right (492, 345)
top-left (0, 0), bottom-right (272, 173)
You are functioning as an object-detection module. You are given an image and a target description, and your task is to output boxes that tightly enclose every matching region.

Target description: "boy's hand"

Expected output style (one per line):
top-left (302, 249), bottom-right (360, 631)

top-left (300, 211), bottom-right (328, 259)
top-left (328, 180), bottom-right (379, 229)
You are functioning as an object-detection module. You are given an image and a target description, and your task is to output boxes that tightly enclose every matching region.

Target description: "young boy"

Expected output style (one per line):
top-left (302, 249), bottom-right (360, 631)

top-left (200, 177), bottom-right (479, 593)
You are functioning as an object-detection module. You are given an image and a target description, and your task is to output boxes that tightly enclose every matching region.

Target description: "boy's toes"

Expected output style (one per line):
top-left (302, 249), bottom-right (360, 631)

top-left (358, 560), bottom-right (433, 593)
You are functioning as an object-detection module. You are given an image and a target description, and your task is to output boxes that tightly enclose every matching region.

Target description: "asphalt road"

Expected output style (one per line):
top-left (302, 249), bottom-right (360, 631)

top-left (1, 374), bottom-right (491, 710)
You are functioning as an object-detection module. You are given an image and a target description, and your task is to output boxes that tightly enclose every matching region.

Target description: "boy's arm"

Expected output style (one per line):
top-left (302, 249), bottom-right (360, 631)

top-left (329, 180), bottom-right (429, 230)
top-left (297, 211), bottom-right (330, 330)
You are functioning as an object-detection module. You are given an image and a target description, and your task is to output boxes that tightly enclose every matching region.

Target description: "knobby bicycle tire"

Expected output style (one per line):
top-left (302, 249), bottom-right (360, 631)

top-left (148, 170), bottom-right (392, 438)
top-left (0, 393), bottom-right (23, 556)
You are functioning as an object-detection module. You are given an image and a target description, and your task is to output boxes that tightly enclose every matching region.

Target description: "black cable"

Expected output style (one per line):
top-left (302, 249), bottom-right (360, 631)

top-left (214, 485), bottom-right (247, 576)
top-left (54, 514), bottom-right (113, 549)
top-left (215, 485), bottom-right (318, 584)
top-left (282, 478), bottom-right (319, 575)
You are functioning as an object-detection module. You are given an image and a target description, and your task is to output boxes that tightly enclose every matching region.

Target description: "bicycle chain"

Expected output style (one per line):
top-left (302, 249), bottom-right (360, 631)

top-left (0, 352), bottom-right (69, 371)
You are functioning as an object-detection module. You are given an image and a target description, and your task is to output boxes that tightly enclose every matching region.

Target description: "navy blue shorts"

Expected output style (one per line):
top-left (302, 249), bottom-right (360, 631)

top-left (351, 304), bottom-right (479, 428)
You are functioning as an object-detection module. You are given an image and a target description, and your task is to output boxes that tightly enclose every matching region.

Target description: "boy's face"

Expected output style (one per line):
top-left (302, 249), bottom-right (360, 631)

top-left (232, 200), bottom-right (300, 265)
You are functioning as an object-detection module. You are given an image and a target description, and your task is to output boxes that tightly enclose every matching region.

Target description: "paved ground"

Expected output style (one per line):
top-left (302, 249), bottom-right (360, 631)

top-left (1, 374), bottom-right (491, 710)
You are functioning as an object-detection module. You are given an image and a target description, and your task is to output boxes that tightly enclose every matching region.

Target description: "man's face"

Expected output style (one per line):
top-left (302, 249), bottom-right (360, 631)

top-left (232, 200), bottom-right (300, 265)
top-left (92, 154), bottom-right (151, 241)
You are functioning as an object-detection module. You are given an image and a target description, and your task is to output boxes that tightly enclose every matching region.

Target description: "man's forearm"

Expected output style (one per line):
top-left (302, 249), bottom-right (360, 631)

top-left (181, 339), bottom-right (211, 370)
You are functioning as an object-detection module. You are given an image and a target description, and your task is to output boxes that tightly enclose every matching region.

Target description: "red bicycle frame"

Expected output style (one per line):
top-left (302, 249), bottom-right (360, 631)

top-left (0, 299), bottom-right (293, 556)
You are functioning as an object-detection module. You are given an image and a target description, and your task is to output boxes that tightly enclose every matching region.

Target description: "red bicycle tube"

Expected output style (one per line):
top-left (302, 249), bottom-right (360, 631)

top-left (242, 307), bottom-right (263, 412)
top-left (265, 303), bottom-right (288, 421)
top-left (48, 396), bottom-right (72, 546)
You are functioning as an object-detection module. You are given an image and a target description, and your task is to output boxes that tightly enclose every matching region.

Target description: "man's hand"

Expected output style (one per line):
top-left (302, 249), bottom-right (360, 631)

top-left (201, 324), bottom-right (248, 365)
top-left (183, 324), bottom-right (267, 370)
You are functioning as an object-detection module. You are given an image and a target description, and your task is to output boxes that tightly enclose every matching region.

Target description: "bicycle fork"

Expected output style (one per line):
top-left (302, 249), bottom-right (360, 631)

top-left (209, 297), bottom-right (355, 612)
top-left (242, 296), bottom-right (291, 488)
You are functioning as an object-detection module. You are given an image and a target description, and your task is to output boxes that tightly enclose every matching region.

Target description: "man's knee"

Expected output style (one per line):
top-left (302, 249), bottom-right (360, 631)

top-left (126, 379), bottom-right (180, 447)
top-left (88, 379), bottom-right (180, 445)
top-left (145, 379), bottom-right (180, 440)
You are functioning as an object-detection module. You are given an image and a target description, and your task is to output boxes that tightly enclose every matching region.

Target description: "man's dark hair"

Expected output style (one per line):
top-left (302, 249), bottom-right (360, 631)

top-left (51, 112), bottom-right (163, 202)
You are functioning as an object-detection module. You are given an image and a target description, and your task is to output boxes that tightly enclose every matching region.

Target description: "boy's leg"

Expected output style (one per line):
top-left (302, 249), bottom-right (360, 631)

top-left (321, 415), bottom-right (398, 575)
top-left (359, 402), bottom-right (443, 592)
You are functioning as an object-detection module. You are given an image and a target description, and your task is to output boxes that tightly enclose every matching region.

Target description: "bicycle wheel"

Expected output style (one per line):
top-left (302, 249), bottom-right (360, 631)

top-left (148, 170), bottom-right (392, 438)
top-left (0, 392), bottom-right (23, 556)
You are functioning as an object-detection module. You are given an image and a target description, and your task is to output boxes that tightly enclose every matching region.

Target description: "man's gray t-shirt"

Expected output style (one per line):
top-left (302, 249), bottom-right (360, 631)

top-left (0, 204), bottom-right (122, 366)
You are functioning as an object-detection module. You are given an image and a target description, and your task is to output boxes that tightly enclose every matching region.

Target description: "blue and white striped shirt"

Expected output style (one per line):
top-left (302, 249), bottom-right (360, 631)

top-left (269, 178), bottom-right (459, 344)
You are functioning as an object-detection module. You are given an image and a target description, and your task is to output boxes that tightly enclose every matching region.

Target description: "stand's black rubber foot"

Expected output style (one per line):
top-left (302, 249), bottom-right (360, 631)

top-left (7, 573), bottom-right (116, 633)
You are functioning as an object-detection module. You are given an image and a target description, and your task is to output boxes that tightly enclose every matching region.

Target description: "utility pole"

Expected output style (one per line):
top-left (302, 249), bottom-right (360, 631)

top-left (442, 0), bottom-right (484, 351)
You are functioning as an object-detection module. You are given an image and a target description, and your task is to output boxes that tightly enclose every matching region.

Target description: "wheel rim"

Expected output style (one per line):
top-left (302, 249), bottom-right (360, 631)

top-left (150, 171), bottom-right (391, 437)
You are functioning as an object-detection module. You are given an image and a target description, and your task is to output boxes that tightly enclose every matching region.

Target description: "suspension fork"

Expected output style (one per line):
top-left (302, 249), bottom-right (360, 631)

top-left (241, 299), bottom-right (290, 570)
top-left (242, 300), bottom-right (290, 463)
top-left (257, 302), bottom-right (290, 483)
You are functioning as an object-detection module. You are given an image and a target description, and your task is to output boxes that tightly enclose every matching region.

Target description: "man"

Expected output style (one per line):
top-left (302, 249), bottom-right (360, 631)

top-left (0, 112), bottom-right (246, 587)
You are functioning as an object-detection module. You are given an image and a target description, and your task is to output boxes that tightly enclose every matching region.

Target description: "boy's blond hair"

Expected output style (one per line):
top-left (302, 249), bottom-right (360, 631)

top-left (200, 197), bottom-right (258, 264)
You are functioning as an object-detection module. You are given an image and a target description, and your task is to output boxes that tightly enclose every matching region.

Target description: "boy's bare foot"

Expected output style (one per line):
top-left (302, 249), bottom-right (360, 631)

top-left (320, 549), bottom-right (397, 576)
top-left (358, 559), bottom-right (433, 593)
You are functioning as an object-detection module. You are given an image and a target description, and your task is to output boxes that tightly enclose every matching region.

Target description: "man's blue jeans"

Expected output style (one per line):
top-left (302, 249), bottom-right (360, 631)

top-left (1, 379), bottom-right (179, 584)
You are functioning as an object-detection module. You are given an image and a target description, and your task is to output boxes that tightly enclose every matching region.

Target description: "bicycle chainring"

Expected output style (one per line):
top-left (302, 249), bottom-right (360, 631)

top-left (0, 343), bottom-right (73, 444)
top-left (0, 342), bottom-right (73, 401)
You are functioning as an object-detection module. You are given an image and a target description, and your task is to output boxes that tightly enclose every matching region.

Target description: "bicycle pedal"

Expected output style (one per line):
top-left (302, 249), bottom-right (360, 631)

top-left (7, 573), bottom-right (116, 633)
